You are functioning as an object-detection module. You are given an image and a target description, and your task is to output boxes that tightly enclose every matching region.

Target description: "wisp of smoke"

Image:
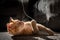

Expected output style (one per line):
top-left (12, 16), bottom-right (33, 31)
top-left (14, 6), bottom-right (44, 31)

top-left (18, 0), bottom-right (34, 20)
top-left (38, 0), bottom-right (58, 21)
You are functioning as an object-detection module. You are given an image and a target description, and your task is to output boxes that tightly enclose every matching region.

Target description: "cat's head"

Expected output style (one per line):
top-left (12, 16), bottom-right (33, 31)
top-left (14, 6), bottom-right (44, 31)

top-left (6, 17), bottom-right (24, 35)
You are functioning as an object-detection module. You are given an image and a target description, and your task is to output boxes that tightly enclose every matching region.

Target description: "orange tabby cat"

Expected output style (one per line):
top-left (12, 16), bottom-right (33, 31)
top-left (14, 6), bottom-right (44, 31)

top-left (7, 17), bottom-right (55, 35)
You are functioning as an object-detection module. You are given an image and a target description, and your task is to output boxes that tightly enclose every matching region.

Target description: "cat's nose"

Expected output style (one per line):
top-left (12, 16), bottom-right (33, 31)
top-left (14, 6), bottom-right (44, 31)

top-left (7, 22), bottom-right (13, 28)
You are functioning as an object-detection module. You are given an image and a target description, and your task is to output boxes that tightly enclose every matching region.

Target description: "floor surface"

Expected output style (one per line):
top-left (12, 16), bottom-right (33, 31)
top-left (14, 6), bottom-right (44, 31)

top-left (0, 32), bottom-right (60, 40)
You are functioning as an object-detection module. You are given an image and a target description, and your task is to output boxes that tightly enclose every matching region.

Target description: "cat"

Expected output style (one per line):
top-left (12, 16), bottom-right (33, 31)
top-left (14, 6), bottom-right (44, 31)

top-left (6, 17), bottom-right (55, 36)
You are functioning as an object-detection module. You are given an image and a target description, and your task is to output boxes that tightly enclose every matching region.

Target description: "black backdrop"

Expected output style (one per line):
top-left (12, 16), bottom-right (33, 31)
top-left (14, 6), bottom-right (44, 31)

top-left (0, 0), bottom-right (60, 32)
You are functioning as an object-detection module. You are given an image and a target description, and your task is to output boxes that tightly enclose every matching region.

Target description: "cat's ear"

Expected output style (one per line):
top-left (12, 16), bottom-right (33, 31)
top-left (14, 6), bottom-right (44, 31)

top-left (31, 20), bottom-right (36, 27)
top-left (10, 17), bottom-right (14, 22)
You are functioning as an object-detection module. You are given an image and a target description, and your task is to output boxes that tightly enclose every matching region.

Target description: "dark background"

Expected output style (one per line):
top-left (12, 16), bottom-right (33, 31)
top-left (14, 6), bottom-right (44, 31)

top-left (0, 0), bottom-right (60, 32)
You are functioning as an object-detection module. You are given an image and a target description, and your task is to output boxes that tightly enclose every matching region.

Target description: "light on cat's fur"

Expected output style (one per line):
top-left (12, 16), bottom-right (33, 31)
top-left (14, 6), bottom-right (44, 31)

top-left (7, 17), bottom-right (55, 36)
